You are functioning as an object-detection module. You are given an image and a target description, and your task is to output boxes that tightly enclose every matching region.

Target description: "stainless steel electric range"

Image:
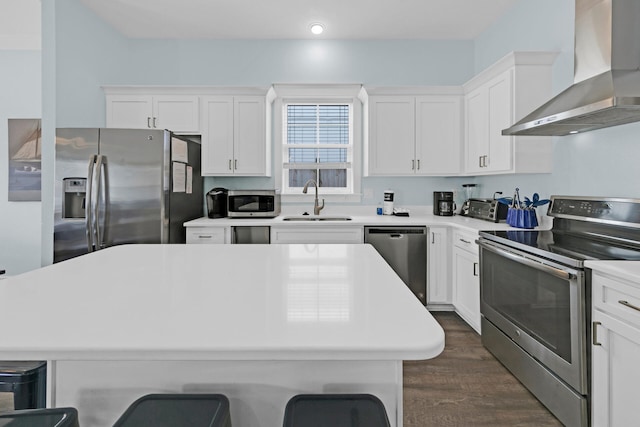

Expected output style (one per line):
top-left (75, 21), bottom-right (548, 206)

top-left (477, 196), bottom-right (640, 427)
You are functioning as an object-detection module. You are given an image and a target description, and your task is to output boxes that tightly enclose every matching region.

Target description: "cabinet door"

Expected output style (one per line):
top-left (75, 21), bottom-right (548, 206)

top-left (486, 70), bottom-right (513, 172)
top-left (416, 96), bottom-right (462, 175)
top-left (368, 96), bottom-right (416, 175)
top-left (464, 88), bottom-right (488, 174)
top-left (185, 227), bottom-right (228, 244)
top-left (201, 96), bottom-right (235, 175)
top-left (153, 96), bottom-right (200, 133)
top-left (592, 311), bottom-right (640, 427)
top-left (233, 96), bottom-right (266, 175)
top-left (106, 95), bottom-right (153, 129)
top-left (452, 246), bottom-right (480, 333)
top-left (427, 227), bottom-right (450, 305)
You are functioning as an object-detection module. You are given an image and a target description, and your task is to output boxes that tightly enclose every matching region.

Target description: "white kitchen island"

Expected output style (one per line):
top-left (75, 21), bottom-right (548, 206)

top-left (0, 244), bottom-right (444, 426)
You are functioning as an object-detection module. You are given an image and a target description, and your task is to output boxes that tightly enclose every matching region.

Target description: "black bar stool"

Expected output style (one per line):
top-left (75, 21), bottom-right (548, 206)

top-left (0, 407), bottom-right (79, 427)
top-left (283, 394), bottom-right (391, 427)
top-left (0, 361), bottom-right (47, 410)
top-left (113, 394), bottom-right (231, 427)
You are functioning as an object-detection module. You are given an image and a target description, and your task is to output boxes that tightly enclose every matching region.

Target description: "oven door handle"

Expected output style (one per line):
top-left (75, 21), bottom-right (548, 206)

top-left (478, 240), bottom-right (576, 281)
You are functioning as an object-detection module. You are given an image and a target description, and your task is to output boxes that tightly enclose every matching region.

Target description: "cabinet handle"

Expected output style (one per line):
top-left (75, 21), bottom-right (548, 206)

top-left (473, 262), bottom-right (479, 276)
top-left (198, 235), bottom-right (213, 239)
top-left (228, 159), bottom-right (232, 170)
top-left (432, 232), bottom-right (435, 244)
top-left (484, 155), bottom-right (489, 167)
top-left (153, 117), bottom-right (157, 128)
top-left (411, 159), bottom-right (415, 170)
top-left (459, 238), bottom-right (471, 244)
top-left (479, 156), bottom-right (482, 168)
top-left (417, 159), bottom-right (420, 170)
top-left (235, 159), bottom-right (238, 170)
top-left (619, 300), bottom-right (640, 312)
top-left (593, 321), bottom-right (602, 346)
top-left (147, 117), bottom-right (151, 128)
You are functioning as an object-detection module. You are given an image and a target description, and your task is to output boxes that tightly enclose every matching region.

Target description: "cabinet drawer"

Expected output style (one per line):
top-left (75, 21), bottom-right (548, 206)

top-left (186, 227), bottom-right (228, 244)
top-left (271, 227), bottom-right (363, 244)
top-left (452, 230), bottom-right (479, 254)
top-left (593, 272), bottom-right (640, 329)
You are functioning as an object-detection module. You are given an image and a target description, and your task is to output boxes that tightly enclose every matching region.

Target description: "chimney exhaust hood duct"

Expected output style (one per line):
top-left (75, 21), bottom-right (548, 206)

top-left (503, 0), bottom-right (640, 136)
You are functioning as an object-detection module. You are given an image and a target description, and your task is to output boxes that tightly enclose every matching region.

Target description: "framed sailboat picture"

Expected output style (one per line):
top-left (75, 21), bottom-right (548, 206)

top-left (8, 118), bottom-right (41, 201)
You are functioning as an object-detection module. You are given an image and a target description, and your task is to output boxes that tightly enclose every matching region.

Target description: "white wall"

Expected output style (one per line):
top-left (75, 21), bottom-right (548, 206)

top-left (0, 50), bottom-right (42, 275)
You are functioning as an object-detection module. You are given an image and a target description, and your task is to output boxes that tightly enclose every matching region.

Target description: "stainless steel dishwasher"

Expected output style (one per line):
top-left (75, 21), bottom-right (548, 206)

top-left (364, 226), bottom-right (427, 305)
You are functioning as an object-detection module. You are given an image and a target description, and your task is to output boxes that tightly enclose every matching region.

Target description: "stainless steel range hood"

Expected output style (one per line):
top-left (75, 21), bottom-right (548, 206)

top-left (503, 0), bottom-right (640, 136)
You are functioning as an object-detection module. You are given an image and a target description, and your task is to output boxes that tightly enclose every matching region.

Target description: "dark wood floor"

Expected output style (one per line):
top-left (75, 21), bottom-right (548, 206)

top-left (403, 312), bottom-right (563, 427)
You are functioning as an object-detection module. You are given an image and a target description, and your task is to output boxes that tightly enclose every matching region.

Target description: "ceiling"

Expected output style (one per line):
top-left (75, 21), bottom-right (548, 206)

top-left (78, 0), bottom-right (518, 40)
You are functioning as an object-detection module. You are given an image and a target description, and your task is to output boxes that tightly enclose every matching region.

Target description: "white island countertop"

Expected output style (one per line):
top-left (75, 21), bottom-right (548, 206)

top-left (0, 243), bottom-right (444, 361)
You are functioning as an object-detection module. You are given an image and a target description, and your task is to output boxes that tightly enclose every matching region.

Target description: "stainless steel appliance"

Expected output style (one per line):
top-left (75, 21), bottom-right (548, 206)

top-left (54, 128), bottom-right (203, 263)
top-left (206, 187), bottom-right (228, 218)
top-left (503, 0), bottom-right (640, 136)
top-left (227, 190), bottom-right (281, 218)
top-left (364, 226), bottom-right (427, 305)
top-left (467, 198), bottom-right (508, 222)
top-left (433, 191), bottom-right (455, 216)
top-left (478, 196), bottom-right (640, 427)
top-left (231, 226), bottom-right (270, 244)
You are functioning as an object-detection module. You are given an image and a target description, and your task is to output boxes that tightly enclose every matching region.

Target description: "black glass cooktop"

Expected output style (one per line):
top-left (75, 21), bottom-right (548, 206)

top-left (480, 229), bottom-right (640, 268)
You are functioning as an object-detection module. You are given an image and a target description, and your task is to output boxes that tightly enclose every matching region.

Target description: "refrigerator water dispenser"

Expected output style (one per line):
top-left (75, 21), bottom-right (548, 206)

top-left (62, 178), bottom-right (86, 219)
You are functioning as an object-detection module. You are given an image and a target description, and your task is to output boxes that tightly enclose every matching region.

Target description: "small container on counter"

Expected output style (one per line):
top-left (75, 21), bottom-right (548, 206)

top-left (383, 190), bottom-right (394, 215)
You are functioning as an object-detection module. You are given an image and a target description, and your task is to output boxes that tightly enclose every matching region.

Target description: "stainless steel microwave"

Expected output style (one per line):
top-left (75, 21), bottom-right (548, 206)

top-left (227, 190), bottom-right (281, 218)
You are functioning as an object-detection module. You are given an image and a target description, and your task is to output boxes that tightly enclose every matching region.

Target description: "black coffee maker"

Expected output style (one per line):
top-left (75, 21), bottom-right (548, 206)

top-left (206, 187), bottom-right (228, 218)
top-left (433, 191), bottom-right (455, 216)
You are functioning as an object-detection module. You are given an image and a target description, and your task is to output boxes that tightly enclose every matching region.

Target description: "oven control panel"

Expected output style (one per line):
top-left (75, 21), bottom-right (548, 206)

top-left (549, 196), bottom-right (640, 224)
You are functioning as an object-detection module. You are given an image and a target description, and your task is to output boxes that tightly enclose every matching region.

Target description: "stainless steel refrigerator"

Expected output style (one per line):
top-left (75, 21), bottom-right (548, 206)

top-left (54, 128), bottom-right (203, 263)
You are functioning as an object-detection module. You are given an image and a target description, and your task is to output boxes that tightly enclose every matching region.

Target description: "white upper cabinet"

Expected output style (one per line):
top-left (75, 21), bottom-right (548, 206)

top-left (104, 88), bottom-right (200, 133)
top-left (463, 52), bottom-right (558, 175)
top-left (364, 88), bottom-right (463, 176)
top-left (201, 94), bottom-right (270, 176)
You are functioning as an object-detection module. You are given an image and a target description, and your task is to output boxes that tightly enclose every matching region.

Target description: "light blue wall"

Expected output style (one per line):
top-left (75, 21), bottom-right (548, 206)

top-left (474, 0), bottom-right (640, 200)
top-left (50, 0), bottom-right (477, 209)
top-left (0, 50), bottom-right (42, 275)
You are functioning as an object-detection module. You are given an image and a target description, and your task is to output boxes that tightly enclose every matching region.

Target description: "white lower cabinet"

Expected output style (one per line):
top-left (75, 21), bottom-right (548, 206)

top-left (186, 227), bottom-right (229, 244)
top-left (451, 229), bottom-right (480, 333)
top-left (592, 271), bottom-right (640, 427)
top-left (270, 226), bottom-right (363, 244)
top-left (427, 226), bottom-right (450, 306)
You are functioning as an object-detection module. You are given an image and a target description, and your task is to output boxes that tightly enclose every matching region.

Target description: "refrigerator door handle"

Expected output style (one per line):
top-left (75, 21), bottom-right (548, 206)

top-left (97, 155), bottom-right (110, 250)
top-left (94, 154), bottom-right (108, 250)
top-left (86, 155), bottom-right (98, 252)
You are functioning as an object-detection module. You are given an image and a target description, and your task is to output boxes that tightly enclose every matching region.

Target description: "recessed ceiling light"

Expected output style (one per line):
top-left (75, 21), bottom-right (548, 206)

top-left (310, 23), bottom-right (324, 35)
top-left (569, 130), bottom-right (579, 134)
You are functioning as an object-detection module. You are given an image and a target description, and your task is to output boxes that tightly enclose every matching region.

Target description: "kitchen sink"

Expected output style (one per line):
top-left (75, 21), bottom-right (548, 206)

top-left (282, 216), bottom-right (352, 221)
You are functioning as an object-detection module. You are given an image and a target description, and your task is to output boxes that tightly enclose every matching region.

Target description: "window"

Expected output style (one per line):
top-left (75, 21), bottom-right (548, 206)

top-left (283, 103), bottom-right (352, 194)
top-left (273, 84), bottom-right (362, 201)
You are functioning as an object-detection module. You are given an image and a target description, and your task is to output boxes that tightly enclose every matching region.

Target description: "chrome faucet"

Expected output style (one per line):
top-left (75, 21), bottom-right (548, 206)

top-left (302, 179), bottom-right (325, 215)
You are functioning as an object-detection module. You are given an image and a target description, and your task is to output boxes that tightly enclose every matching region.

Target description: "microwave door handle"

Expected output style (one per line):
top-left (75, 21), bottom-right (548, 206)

top-left (86, 155), bottom-right (97, 252)
top-left (478, 241), bottom-right (575, 281)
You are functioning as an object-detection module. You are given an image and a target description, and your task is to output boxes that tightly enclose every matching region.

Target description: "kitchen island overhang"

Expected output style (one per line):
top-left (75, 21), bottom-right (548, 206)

top-left (0, 244), bottom-right (444, 426)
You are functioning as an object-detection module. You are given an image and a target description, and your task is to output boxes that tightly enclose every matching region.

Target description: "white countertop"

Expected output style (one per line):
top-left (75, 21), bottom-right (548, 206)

top-left (0, 244), bottom-right (444, 361)
top-left (586, 260), bottom-right (640, 284)
top-left (185, 206), bottom-right (552, 234)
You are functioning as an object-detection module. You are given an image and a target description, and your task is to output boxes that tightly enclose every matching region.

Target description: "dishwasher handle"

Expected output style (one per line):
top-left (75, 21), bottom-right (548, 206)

top-left (366, 228), bottom-right (426, 235)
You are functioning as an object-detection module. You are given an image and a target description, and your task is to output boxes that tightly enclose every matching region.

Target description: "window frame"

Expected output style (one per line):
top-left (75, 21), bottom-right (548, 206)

top-left (273, 84), bottom-right (363, 203)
